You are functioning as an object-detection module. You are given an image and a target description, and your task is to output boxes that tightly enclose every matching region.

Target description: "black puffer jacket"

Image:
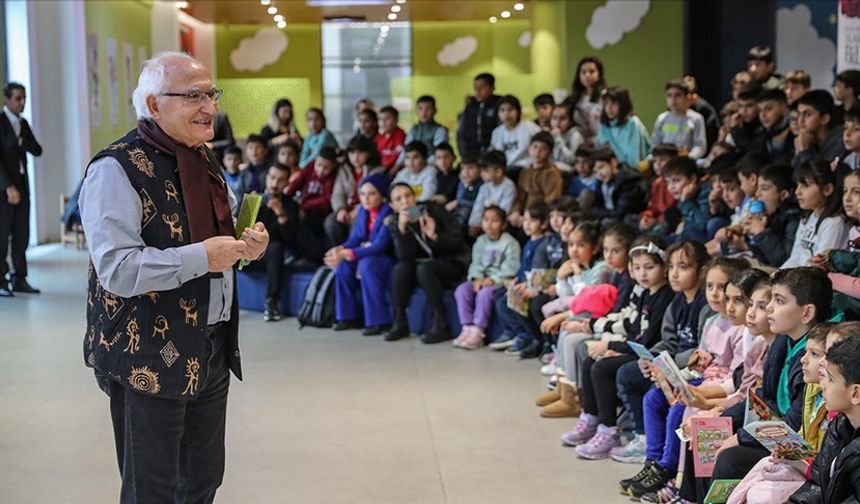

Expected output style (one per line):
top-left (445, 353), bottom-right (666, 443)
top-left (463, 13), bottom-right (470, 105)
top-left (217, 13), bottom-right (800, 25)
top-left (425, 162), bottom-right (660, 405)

top-left (789, 413), bottom-right (860, 504)
top-left (456, 95), bottom-right (502, 158)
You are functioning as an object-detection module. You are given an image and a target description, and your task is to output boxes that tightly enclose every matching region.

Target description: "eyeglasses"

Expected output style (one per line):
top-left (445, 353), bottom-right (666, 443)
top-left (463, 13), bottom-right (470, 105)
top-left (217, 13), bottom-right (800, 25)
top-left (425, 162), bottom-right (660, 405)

top-left (160, 88), bottom-right (223, 105)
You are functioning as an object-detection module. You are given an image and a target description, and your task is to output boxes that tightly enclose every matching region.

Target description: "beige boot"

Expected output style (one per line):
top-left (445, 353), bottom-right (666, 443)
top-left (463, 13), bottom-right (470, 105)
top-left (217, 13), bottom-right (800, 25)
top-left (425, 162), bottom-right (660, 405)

top-left (535, 387), bottom-right (561, 406)
top-left (540, 378), bottom-right (581, 418)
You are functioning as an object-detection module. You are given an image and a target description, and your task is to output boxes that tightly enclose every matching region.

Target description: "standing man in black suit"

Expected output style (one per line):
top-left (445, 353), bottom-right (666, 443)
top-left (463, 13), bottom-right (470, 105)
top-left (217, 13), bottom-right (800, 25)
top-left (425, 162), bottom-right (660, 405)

top-left (0, 82), bottom-right (43, 297)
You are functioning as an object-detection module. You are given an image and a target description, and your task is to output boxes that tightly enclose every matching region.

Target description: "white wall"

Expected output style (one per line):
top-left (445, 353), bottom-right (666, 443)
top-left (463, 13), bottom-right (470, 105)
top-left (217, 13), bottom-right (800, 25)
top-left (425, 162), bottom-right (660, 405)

top-left (178, 11), bottom-right (216, 74)
top-left (151, 1), bottom-right (180, 54)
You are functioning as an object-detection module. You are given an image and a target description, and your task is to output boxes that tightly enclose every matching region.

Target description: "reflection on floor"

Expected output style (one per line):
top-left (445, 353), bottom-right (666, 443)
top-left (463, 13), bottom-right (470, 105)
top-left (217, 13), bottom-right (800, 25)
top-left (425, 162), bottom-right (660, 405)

top-left (0, 245), bottom-right (634, 503)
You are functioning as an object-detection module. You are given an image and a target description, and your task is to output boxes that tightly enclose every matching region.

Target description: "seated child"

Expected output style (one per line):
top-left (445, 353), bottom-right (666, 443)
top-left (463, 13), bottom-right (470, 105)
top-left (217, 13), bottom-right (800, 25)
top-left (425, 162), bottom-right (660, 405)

top-left (468, 151), bottom-right (516, 237)
top-left (401, 95), bottom-right (449, 166)
top-left (327, 135), bottom-right (383, 247)
top-left (743, 164), bottom-right (801, 267)
top-left (758, 88), bottom-right (794, 164)
top-left (283, 146), bottom-right (340, 262)
top-left (431, 142), bottom-right (459, 204)
top-left (651, 79), bottom-right (708, 159)
top-left (664, 155), bottom-right (711, 242)
top-left (392, 141), bottom-right (438, 202)
top-left (446, 154), bottom-right (482, 228)
top-left (633, 143), bottom-right (679, 235)
top-left (567, 146), bottom-right (599, 211)
top-left (490, 94), bottom-right (542, 176)
top-left (508, 132), bottom-right (563, 229)
top-left (275, 140), bottom-right (302, 183)
top-left (222, 145), bottom-right (246, 200)
top-left (533, 93), bottom-right (555, 131)
top-left (595, 86), bottom-right (652, 168)
top-left (241, 134), bottom-right (269, 194)
top-left (589, 146), bottom-right (645, 227)
top-left (550, 103), bottom-right (585, 173)
top-left (299, 108), bottom-right (338, 168)
top-left (376, 105), bottom-right (407, 175)
top-left (453, 206), bottom-right (520, 350)
top-left (842, 104), bottom-right (860, 170)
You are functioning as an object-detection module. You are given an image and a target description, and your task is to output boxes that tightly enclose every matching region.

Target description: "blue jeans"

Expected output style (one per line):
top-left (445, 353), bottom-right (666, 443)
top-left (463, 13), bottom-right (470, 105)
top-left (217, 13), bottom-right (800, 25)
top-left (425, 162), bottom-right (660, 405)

top-left (642, 378), bottom-right (704, 471)
top-left (493, 288), bottom-right (535, 342)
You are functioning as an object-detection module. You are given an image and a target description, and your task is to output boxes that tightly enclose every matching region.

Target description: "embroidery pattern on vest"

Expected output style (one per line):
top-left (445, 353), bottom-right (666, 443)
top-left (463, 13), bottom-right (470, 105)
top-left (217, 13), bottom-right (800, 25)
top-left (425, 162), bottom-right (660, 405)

top-left (160, 341), bottom-right (180, 368)
top-left (105, 142), bottom-right (130, 151)
top-left (128, 147), bottom-right (155, 178)
top-left (162, 213), bottom-right (184, 242)
top-left (164, 180), bottom-right (179, 203)
top-left (180, 298), bottom-right (198, 326)
top-left (182, 357), bottom-right (199, 395)
top-left (152, 315), bottom-right (169, 339)
top-left (102, 291), bottom-right (125, 321)
top-left (128, 366), bottom-right (161, 395)
top-left (123, 317), bottom-right (141, 354)
top-left (145, 291), bottom-right (159, 303)
top-left (140, 188), bottom-right (157, 229)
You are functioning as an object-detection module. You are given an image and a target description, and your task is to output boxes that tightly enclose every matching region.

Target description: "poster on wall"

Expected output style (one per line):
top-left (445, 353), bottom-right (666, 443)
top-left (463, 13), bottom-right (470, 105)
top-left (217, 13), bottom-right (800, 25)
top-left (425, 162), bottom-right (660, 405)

top-left (124, 43), bottom-right (135, 126)
top-left (87, 34), bottom-right (101, 127)
top-left (107, 37), bottom-right (119, 127)
top-left (838, 0), bottom-right (860, 72)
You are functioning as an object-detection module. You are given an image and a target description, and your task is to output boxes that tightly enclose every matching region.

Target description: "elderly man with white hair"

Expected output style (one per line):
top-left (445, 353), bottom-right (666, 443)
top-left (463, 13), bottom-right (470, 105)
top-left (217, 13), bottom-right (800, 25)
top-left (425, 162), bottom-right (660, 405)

top-left (78, 51), bottom-right (268, 503)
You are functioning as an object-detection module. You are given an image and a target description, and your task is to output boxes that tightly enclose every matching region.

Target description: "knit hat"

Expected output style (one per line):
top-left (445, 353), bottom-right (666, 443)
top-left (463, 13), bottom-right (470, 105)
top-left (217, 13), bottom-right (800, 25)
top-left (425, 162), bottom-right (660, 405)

top-left (359, 172), bottom-right (390, 198)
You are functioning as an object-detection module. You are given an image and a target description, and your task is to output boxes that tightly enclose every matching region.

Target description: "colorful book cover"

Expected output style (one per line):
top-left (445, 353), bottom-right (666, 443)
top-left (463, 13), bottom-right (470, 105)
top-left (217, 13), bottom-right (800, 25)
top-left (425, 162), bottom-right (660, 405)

top-left (652, 351), bottom-right (694, 404)
top-left (526, 268), bottom-right (558, 294)
top-left (506, 286), bottom-right (529, 317)
top-left (743, 420), bottom-right (818, 460)
top-left (703, 479), bottom-right (742, 504)
top-left (743, 388), bottom-right (781, 426)
top-left (692, 417), bottom-right (734, 477)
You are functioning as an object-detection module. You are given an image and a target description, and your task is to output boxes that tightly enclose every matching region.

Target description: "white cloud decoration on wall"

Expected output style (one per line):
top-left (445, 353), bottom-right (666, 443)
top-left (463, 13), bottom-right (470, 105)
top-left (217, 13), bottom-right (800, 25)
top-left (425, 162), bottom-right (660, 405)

top-left (230, 27), bottom-right (289, 72)
top-left (518, 31), bottom-right (532, 48)
top-left (776, 4), bottom-right (836, 88)
top-left (586, 0), bottom-right (651, 49)
top-left (437, 36), bottom-right (478, 67)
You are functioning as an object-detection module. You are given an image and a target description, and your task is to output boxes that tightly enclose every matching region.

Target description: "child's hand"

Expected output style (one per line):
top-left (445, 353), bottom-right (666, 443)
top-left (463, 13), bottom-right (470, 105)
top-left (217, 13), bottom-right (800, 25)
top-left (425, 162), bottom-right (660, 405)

top-left (810, 251), bottom-right (831, 271)
top-left (561, 319), bottom-right (585, 333)
top-left (713, 228), bottom-right (727, 243)
top-left (745, 213), bottom-right (767, 236)
top-left (680, 385), bottom-right (711, 409)
top-left (587, 340), bottom-right (609, 359)
top-left (769, 456), bottom-right (811, 475)
top-left (545, 284), bottom-right (557, 297)
top-left (540, 312), bottom-right (567, 335)
top-left (514, 282), bottom-right (528, 296)
top-left (638, 358), bottom-right (653, 379)
top-left (681, 180), bottom-right (699, 201)
top-left (715, 434), bottom-right (738, 458)
top-left (472, 279), bottom-right (483, 293)
top-left (481, 278), bottom-right (495, 288)
top-left (508, 211), bottom-right (523, 228)
top-left (444, 200), bottom-right (458, 211)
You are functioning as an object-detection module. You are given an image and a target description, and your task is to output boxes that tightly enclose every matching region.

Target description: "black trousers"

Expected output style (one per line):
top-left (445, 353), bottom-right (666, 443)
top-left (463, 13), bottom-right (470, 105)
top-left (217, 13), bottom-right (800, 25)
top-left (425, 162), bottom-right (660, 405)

top-left (247, 240), bottom-right (285, 300)
top-left (108, 323), bottom-right (231, 504)
top-left (529, 293), bottom-right (552, 345)
top-left (579, 350), bottom-right (638, 426)
top-left (392, 259), bottom-right (465, 316)
top-left (323, 212), bottom-right (351, 248)
top-left (0, 192), bottom-right (30, 279)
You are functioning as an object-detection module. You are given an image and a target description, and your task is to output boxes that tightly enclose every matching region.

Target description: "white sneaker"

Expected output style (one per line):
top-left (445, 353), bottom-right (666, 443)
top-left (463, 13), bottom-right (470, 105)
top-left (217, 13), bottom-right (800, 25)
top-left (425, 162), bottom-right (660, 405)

top-left (610, 433), bottom-right (647, 464)
top-left (540, 360), bottom-right (558, 376)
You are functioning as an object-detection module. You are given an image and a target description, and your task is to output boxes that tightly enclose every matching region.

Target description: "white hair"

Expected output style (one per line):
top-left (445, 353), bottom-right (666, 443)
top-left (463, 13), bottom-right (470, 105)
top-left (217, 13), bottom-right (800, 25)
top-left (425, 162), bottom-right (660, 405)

top-left (132, 51), bottom-right (199, 120)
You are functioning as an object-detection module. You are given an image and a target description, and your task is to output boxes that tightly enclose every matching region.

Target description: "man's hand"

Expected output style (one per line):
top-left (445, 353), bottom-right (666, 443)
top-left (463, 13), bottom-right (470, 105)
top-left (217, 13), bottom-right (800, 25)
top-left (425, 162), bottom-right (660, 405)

top-left (203, 236), bottom-right (247, 272)
top-left (6, 186), bottom-right (20, 205)
top-left (419, 214), bottom-right (437, 240)
top-left (240, 222), bottom-right (269, 261)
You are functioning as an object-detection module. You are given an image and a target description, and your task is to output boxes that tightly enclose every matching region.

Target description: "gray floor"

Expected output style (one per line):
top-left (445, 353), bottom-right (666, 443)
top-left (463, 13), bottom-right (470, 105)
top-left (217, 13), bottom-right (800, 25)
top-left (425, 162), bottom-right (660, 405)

top-left (0, 245), bottom-right (635, 503)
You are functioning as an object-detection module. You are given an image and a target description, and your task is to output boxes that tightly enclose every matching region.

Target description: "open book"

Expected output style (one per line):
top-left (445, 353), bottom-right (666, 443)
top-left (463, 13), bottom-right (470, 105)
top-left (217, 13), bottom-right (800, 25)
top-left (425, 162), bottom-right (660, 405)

top-left (742, 420), bottom-right (818, 460)
top-left (652, 351), bottom-right (695, 404)
top-left (703, 479), bottom-right (742, 504)
top-left (506, 269), bottom-right (558, 316)
top-left (743, 388), bottom-right (781, 426)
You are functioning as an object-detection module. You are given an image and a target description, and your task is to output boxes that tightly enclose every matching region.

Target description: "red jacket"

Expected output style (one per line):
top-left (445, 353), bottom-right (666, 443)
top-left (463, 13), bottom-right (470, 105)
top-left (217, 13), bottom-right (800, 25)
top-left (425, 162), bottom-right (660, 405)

top-left (376, 128), bottom-right (406, 170)
top-left (284, 163), bottom-right (337, 215)
top-left (640, 176), bottom-right (676, 222)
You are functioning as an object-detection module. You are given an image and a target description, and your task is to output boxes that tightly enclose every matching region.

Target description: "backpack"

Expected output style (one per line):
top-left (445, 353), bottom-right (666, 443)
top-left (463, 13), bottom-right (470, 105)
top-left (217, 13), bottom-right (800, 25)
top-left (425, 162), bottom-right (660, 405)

top-left (297, 266), bottom-right (336, 328)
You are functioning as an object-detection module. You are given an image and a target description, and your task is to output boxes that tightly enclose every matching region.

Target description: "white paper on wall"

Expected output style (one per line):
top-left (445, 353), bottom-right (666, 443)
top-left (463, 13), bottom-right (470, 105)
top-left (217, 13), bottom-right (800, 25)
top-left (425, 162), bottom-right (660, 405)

top-left (838, 2), bottom-right (860, 73)
top-left (585, 0), bottom-right (650, 50)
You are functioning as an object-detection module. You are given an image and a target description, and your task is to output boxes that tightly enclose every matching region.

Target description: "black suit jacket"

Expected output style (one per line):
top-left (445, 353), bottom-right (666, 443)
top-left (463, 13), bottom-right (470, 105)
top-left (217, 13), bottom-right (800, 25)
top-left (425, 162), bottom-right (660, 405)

top-left (0, 112), bottom-right (42, 192)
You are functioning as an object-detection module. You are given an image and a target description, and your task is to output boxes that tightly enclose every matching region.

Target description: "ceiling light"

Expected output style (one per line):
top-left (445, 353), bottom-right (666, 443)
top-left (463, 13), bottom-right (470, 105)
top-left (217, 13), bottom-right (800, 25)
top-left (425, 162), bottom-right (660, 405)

top-left (489, 16), bottom-right (497, 23)
top-left (501, 10), bottom-right (511, 18)
top-left (267, 6), bottom-right (278, 14)
top-left (387, 13), bottom-right (397, 20)
top-left (277, 20), bottom-right (287, 28)
top-left (176, 1), bottom-right (189, 9)
top-left (396, 0), bottom-right (406, 3)
top-left (274, 14), bottom-right (284, 22)
top-left (514, 3), bottom-right (524, 11)
top-left (391, 5), bottom-right (401, 12)
top-left (380, 25), bottom-right (389, 32)
top-left (261, 0), bottom-right (271, 4)
top-left (306, 1), bottom-right (389, 6)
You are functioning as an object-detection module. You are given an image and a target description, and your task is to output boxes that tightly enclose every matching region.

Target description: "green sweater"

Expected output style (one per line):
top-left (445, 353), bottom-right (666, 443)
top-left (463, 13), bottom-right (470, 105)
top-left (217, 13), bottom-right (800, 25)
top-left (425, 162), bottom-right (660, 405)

top-left (467, 232), bottom-right (521, 284)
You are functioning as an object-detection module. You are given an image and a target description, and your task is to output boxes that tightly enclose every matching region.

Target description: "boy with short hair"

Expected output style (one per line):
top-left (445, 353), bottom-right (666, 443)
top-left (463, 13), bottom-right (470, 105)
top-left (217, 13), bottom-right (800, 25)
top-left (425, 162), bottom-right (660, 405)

top-left (790, 336), bottom-right (860, 503)
top-left (283, 146), bottom-right (341, 262)
top-left (743, 164), bottom-right (801, 267)
top-left (509, 132), bottom-right (563, 228)
top-left (533, 93), bottom-right (556, 131)
top-left (635, 143), bottom-right (678, 234)
top-left (785, 69), bottom-right (811, 104)
top-left (568, 146), bottom-right (599, 211)
top-left (468, 150), bottom-right (516, 237)
top-left (432, 142), bottom-right (459, 204)
top-left (392, 141), bottom-right (437, 202)
top-left (746, 45), bottom-right (783, 90)
top-left (376, 105), bottom-right (407, 175)
top-left (793, 89), bottom-right (846, 167)
top-left (842, 104), bottom-right (860, 170)
top-left (758, 88), bottom-right (794, 164)
top-left (457, 72), bottom-right (502, 158)
top-left (402, 95), bottom-right (449, 165)
top-left (834, 69), bottom-right (860, 113)
top-left (726, 83), bottom-right (765, 155)
top-left (651, 79), bottom-right (708, 159)
top-left (222, 145), bottom-right (247, 200)
top-left (588, 146), bottom-right (644, 226)
top-left (663, 155), bottom-right (710, 241)
top-left (446, 154), bottom-right (482, 228)
top-left (242, 134), bottom-right (269, 194)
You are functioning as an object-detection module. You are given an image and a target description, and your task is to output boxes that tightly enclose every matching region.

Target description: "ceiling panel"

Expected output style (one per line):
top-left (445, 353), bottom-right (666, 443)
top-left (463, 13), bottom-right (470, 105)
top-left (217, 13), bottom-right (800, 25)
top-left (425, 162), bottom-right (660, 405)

top-left (183, 0), bottom-right (530, 24)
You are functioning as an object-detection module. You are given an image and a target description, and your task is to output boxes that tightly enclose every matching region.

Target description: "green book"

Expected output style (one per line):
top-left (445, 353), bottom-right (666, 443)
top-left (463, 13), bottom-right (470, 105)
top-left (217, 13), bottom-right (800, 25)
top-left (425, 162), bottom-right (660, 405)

top-left (703, 479), bottom-right (742, 504)
top-left (235, 193), bottom-right (262, 270)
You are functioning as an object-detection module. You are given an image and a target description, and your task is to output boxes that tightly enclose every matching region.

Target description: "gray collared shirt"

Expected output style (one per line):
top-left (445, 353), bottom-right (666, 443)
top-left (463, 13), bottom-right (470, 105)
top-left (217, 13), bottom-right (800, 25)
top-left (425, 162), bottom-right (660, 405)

top-left (79, 156), bottom-right (237, 324)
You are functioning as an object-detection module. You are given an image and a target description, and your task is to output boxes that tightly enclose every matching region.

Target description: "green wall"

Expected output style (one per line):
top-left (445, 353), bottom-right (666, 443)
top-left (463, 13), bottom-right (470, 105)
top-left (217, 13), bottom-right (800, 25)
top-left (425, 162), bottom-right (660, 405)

top-left (215, 23), bottom-right (320, 137)
top-left (85, 0), bottom-right (152, 155)
top-left (562, 0), bottom-right (684, 132)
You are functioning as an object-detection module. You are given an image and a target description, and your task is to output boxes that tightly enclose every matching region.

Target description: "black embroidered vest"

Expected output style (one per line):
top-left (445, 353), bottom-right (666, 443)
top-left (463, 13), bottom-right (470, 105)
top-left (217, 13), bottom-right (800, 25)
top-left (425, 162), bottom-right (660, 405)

top-left (83, 129), bottom-right (241, 399)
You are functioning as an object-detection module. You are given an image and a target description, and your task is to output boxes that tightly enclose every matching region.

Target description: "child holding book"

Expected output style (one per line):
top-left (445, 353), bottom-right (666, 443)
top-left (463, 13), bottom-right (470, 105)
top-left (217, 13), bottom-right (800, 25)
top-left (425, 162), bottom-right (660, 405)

top-left (452, 206), bottom-right (520, 350)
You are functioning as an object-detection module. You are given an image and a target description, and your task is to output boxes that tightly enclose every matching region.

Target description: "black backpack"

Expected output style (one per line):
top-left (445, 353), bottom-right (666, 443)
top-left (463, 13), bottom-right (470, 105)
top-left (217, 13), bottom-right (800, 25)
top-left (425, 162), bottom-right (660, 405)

top-left (297, 266), bottom-right (336, 328)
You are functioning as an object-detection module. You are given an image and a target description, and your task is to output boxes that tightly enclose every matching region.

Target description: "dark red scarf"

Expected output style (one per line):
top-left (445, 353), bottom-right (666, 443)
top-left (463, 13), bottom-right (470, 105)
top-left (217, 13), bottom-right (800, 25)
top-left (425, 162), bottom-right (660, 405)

top-left (137, 119), bottom-right (235, 243)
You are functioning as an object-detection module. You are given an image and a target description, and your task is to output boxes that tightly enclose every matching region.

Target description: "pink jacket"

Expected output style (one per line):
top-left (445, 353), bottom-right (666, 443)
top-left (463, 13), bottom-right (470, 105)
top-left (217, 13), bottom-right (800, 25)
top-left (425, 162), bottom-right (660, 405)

top-left (726, 457), bottom-right (806, 504)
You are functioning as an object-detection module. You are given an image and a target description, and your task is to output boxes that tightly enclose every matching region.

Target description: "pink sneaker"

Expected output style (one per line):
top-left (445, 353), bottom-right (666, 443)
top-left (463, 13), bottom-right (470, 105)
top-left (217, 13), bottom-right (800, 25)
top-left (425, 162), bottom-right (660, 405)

top-left (560, 413), bottom-right (599, 447)
top-left (458, 326), bottom-right (485, 350)
top-left (452, 325), bottom-right (473, 347)
top-left (575, 424), bottom-right (621, 460)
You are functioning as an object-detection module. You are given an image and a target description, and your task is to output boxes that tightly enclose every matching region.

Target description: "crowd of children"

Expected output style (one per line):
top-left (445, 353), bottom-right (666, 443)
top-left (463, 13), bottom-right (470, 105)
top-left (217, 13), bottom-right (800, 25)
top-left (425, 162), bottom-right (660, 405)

top-left (222, 45), bottom-right (860, 502)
